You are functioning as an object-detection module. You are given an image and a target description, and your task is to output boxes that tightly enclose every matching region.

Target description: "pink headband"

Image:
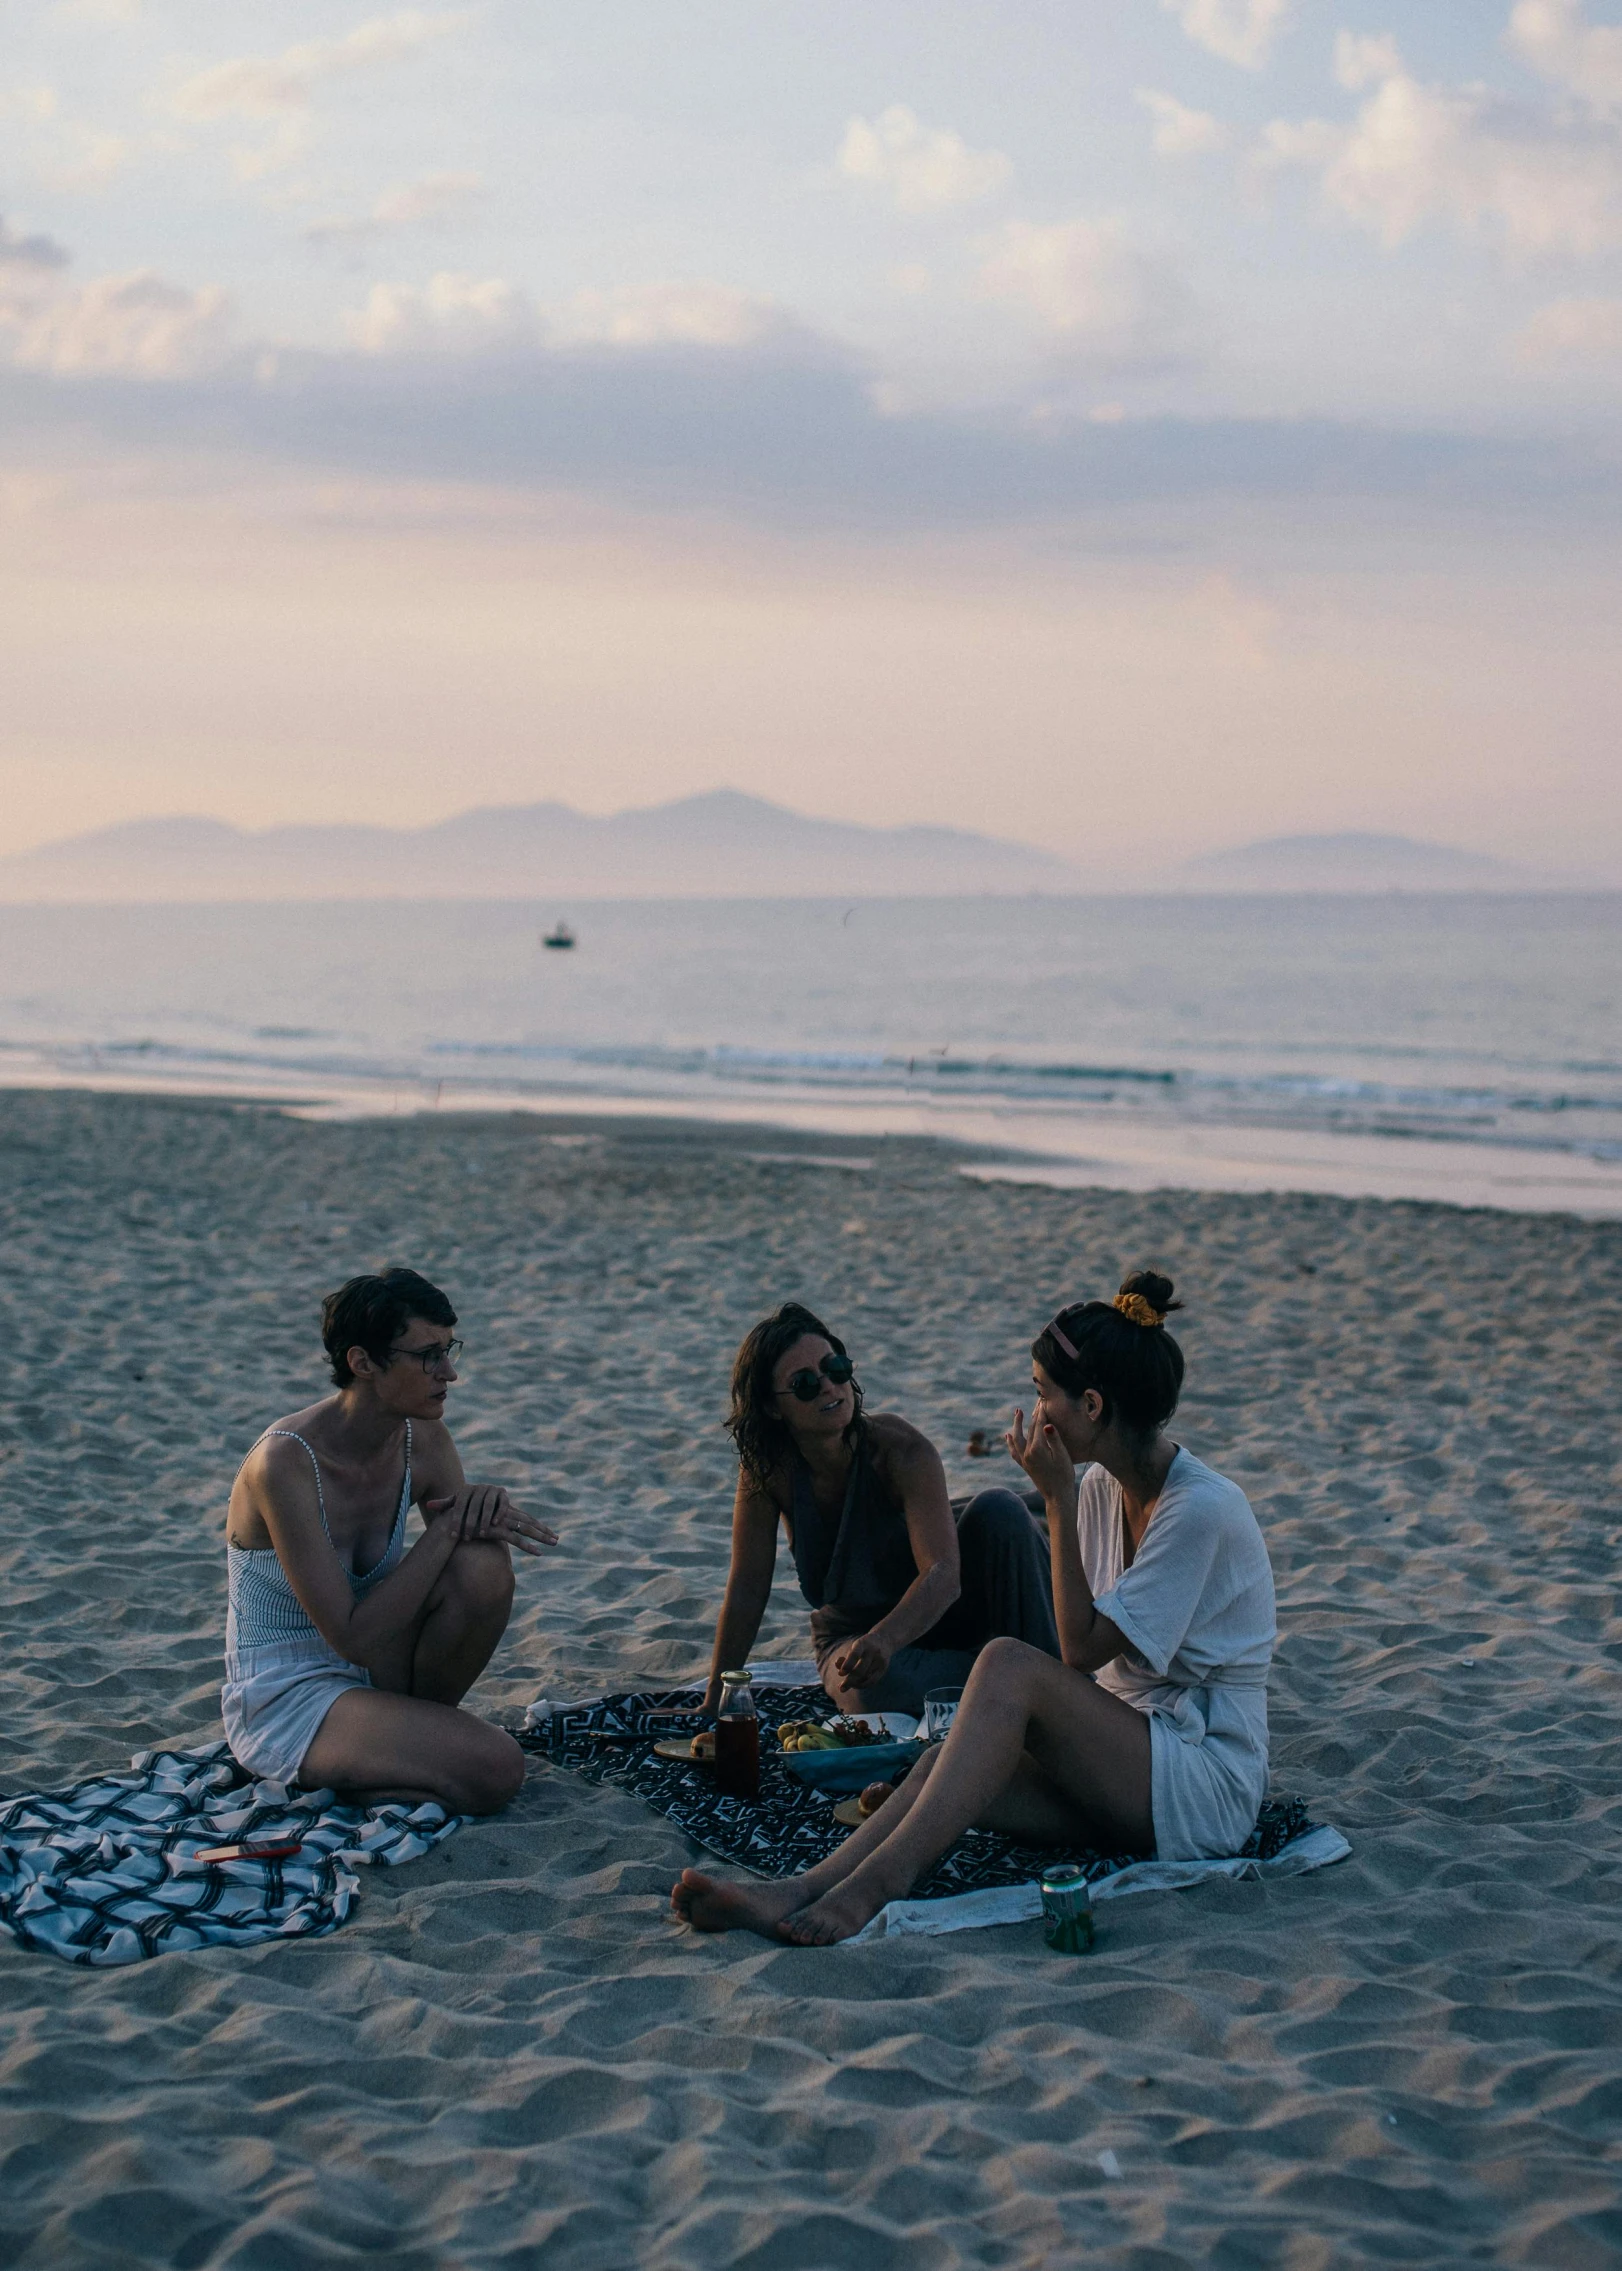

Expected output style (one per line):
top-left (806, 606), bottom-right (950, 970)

top-left (1045, 1314), bottom-right (1079, 1359)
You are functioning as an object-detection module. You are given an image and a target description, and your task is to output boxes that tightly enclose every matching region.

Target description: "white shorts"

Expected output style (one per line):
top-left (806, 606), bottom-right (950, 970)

top-left (221, 1638), bottom-right (371, 1787)
top-left (1145, 1686), bottom-right (1268, 1863)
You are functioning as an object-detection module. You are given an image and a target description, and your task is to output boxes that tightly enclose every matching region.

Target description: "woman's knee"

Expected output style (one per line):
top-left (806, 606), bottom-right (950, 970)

top-left (443, 1539), bottom-right (516, 1619)
top-left (970, 1633), bottom-right (1046, 1691)
top-left (959, 1488), bottom-right (1042, 1543)
top-left (453, 1725), bottom-right (526, 1814)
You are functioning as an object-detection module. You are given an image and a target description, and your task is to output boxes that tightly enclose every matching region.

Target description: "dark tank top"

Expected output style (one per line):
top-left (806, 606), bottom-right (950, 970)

top-left (786, 1434), bottom-right (918, 1619)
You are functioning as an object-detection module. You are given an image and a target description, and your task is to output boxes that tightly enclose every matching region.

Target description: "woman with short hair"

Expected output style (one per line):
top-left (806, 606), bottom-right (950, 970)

top-left (675, 1270), bottom-right (1277, 1943)
top-left (703, 1301), bottom-right (1059, 1717)
top-left (222, 1267), bottom-right (555, 1814)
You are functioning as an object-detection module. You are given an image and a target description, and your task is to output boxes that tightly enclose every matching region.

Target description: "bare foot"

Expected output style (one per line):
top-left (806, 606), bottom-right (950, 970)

top-left (782, 1857), bottom-right (906, 1945)
top-left (670, 1868), bottom-right (804, 1937)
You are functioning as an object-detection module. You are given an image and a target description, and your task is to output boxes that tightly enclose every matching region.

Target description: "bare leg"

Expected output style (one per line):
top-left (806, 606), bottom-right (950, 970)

top-left (408, 1541), bottom-right (514, 1703)
top-left (367, 1541), bottom-right (515, 1704)
top-left (674, 1646), bottom-right (1151, 1945)
top-left (672, 1750), bottom-right (945, 1934)
top-left (783, 1639), bottom-right (1152, 1945)
top-left (298, 1686), bottom-right (525, 1815)
top-left (297, 1544), bottom-right (521, 1812)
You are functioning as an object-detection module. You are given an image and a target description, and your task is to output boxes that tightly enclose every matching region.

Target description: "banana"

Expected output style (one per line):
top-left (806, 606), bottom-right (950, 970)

top-left (777, 1721), bottom-right (862, 1753)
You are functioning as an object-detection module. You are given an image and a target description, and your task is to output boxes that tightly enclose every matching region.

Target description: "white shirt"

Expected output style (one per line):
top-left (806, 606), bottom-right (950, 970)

top-left (1079, 1445), bottom-right (1274, 1698)
top-left (1076, 1446), bottom-right (1277, 1860)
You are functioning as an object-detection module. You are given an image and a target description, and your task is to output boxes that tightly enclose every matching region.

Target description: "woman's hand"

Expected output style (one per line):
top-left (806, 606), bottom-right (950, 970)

top-left (1006, 1406), bottom-right (1078, 1511)
top-left (833, 1630), bottom-right (892, 1692)
top-left (424, 1486), bottom-right (559, 1557)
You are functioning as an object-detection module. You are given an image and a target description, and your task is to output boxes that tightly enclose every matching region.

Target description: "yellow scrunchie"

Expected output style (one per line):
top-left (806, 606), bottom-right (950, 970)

top-left (1113, 1292), bottom-right (1165, 1329)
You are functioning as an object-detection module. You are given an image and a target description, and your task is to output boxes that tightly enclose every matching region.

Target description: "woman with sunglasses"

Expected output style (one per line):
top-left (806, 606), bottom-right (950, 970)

top-left (675, 1271), bottom-right (1277, 1943)
top-left (222, 1268), bottom-right (556, 1814)
top-left (702, 1301), bottom-right (1059, 1717)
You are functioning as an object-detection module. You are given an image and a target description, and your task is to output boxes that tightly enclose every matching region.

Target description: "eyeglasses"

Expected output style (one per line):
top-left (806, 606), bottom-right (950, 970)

top-left (776, 1352), bottom-right (855, 1403)
top-left (387, 1338), bottom-right (463, 1374)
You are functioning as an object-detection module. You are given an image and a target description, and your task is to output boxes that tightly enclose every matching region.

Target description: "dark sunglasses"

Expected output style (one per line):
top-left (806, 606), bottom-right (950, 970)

top-left (777, 1352), bottom-right (855, 1403)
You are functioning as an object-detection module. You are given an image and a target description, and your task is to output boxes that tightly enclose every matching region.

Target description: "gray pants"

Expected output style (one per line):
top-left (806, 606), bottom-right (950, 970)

top-left (817, 1488), bottom-right (1060, 1718)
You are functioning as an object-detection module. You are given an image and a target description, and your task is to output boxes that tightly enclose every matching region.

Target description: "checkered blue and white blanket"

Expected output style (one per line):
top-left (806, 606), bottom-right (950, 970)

top-left (0, 1741), bottom-right (465, 1967)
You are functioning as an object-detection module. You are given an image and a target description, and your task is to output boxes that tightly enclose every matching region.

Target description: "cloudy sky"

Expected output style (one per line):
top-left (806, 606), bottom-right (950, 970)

top-left (3, 1), bottom-right (1621, 876)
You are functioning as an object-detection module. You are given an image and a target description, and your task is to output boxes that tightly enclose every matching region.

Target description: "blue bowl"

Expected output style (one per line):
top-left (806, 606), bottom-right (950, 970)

top-left (780, 1739), bottom-right (926, 1793)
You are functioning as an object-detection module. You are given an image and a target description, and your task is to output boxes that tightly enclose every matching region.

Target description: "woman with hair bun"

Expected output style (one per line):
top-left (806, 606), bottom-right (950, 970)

top-left (673, 1270), bottom-right (1278, 1945)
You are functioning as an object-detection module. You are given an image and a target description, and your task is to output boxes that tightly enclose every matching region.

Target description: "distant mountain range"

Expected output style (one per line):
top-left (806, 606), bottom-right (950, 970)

top-left (1181, 832), bottom-right (1568, 893)
top-left (0, 806), bottom-right (1592, 903)
top-left (0, 792), bottom-right (1081, 903)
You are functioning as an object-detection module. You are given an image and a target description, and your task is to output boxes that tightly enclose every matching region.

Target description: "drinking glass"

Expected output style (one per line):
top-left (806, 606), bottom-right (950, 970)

top-left (923, 1685), bottom-right (964, 1744)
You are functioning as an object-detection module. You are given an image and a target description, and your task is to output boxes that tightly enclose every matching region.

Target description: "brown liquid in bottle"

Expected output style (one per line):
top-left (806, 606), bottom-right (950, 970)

top-left (713, 1713), bottom-right (760, 1800)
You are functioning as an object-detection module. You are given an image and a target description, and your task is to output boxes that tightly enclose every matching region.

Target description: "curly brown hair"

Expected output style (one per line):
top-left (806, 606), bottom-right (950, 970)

top-left (725, 1302), bottom-right (866, 1491)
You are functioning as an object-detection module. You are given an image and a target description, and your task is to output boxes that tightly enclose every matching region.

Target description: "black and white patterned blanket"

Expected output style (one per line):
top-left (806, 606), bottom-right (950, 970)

top-left (0, 1742), bottom-right (463, 1968)
top-left (527, 1684), bottom-right (1316, 1897)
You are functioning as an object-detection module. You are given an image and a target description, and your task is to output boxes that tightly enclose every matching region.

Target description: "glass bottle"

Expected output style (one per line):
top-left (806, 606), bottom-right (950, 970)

top-left (714, 1669), bottom-right (760, 1800)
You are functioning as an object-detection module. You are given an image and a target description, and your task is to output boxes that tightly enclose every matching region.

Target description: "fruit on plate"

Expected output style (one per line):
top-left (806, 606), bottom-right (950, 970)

top-left (774, 1722), bottom-right (839, 1752)
top-left (774, 1717), bottom-right (889, 1752)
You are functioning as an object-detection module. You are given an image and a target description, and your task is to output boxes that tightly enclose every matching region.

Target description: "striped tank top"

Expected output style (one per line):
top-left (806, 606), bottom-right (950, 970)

top-left (226, 1423), bottom-right (412, 1657)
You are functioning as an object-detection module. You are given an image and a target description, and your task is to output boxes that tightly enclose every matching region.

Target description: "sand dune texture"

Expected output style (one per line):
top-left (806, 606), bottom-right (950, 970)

top-left (2, 1087), bottom-right (1620, 2269)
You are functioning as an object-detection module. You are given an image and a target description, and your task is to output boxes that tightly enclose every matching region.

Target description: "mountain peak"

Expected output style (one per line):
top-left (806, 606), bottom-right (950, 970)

top-left (0, 792), bottom-right (1079, 903)
top-left (1182, 832), bottom-right (1550, 893)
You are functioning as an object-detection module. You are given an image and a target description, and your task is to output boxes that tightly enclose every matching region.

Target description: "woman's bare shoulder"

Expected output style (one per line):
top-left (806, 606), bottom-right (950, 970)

top-left (404, 1413), bottom-right (459, 1491)
top-left (228, 1408), bottom-right (328, 1545)
top-left (235, 1404), bottom-right (334, 1499)
top-left (248, 1401), bottom-right (330, 1462)
top-left (865, 1411), bottom-right (943, 1467)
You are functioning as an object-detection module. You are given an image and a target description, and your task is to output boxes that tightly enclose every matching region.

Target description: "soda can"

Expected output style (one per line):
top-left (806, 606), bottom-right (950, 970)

top-left (1041, 1864), bottom-right (1095, 1953)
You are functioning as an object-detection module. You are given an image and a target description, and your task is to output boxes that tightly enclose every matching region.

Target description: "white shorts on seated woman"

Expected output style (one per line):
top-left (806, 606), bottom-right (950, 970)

top-left (1076, 1448), bottom-right (1274, 1861)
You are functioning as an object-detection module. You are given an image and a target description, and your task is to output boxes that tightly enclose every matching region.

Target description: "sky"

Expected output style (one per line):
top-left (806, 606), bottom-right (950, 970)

top-left (2, 0), bottom-right (1621, 878)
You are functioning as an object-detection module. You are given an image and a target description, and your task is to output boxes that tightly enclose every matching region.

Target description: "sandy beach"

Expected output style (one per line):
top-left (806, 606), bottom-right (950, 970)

top-left (3, 1084), bottom-right (1621, 2269)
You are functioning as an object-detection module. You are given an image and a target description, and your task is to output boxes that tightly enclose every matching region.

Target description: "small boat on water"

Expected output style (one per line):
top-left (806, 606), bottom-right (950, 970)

top-left (541, 920), bottom-right (576, 950)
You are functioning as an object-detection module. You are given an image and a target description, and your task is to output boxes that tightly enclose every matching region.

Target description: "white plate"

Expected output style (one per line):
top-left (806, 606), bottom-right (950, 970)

top-left (822, 1712), bottom-right (919, 1743)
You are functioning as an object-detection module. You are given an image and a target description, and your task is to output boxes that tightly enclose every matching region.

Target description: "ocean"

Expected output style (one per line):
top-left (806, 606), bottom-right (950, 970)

top-left (1, 894), bottom-right (1618, 1215)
